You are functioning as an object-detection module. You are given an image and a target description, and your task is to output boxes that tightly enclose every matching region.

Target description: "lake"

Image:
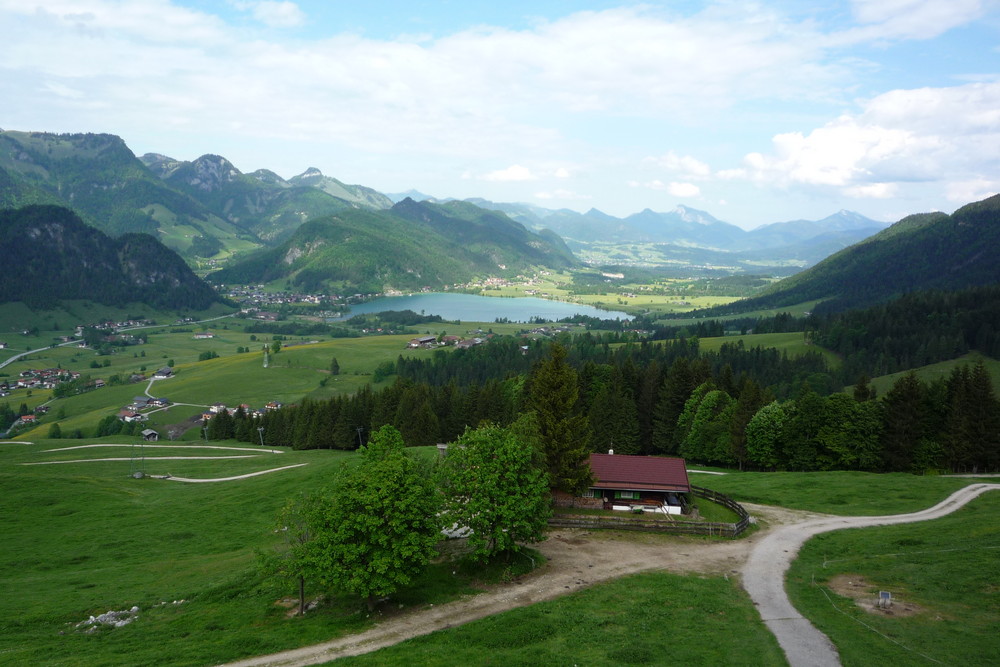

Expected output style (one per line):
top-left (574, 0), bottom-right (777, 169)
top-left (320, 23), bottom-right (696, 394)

top-left (332, 293), bottom-right (629, 323)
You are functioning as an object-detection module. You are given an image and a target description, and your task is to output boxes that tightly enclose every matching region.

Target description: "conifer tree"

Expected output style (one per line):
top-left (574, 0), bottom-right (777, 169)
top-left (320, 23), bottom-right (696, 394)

top-left (527, 343), bottom-right (593, 494)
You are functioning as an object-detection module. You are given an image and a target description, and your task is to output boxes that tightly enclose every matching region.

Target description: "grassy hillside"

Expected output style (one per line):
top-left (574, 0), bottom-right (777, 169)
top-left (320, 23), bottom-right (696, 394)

top-left (866, 351), bottom-right (1000, 397)
top-left (3, 446), bottom-right (993, 666)
top-left (0, 131), bottom-right (261, 263)
top-left (699, 331), bottom-right (841, 368)
top-left (788, 491), bottom-right (1000, 666)
top-left (210, 201), bottom-right (578, 294)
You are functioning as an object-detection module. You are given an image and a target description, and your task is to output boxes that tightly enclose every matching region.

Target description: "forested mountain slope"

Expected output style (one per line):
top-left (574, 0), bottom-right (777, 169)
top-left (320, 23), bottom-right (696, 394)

top-left (209, 199), bottom-right (578, 293)
top-left (141, 155), bottom-right (370, 243)
top-left (713, 194), bottom-right (1000, 315)
top-left (0, 130), bottom-right (256, 259)
top-left (0, 205), bottom-right (222, 310)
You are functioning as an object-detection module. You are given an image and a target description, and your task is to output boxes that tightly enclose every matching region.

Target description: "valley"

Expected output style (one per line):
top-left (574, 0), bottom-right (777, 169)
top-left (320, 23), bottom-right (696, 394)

top-left (3, 137), bottom-right (1000, 667)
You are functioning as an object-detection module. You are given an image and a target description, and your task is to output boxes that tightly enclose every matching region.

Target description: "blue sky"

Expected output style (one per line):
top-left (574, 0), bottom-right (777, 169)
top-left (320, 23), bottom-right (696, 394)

top-left (1, 0), bottom-right (999, 228)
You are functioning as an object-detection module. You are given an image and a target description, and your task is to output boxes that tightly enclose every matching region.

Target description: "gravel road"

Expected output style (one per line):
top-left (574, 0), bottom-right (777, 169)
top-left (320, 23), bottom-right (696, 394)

top-left (741, 482), bottom-right (1000, 666)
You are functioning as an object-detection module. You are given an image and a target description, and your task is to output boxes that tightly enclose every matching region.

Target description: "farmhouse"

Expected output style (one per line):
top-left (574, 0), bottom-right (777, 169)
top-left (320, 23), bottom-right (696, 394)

top-left (408, 335), bottom-right (438, 348)
top-left (140, 428), bottom-right (159, 441)
top-left (154, 367), bottom-right (173, 378)
top-left (553, 453), bottom-right (691, 515)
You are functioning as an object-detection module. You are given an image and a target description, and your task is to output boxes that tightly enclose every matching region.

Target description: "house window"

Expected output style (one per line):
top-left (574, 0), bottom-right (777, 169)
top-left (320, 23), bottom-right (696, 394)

top-left (581, 489), bottom-right (596, 498)
top-left (614, 490), bottom-right (640, 500)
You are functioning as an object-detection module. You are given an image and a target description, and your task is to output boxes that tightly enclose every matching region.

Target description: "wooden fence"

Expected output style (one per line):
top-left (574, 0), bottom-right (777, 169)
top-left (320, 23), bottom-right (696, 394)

top-left (547, 485), bottom-right (751, 538)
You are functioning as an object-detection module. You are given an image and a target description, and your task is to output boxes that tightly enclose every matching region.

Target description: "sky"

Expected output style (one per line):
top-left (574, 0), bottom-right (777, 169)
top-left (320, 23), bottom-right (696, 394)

top-left (1, 0), bottom-right (999, 229)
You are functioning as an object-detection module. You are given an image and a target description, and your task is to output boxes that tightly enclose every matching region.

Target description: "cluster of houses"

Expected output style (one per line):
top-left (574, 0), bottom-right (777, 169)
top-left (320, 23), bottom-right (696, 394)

top-left (118, 395), bottom-right (172, 423)
top-left (407, 335), bottom-right (488, 350)
top-left (74, 319), bottom-right (153, 336)
top-left (200, 400), bottom-right (283, 422)
top-left (4, 368), bottom-right (82, 392)
top-left (221, 285), bottom-right (381, 312)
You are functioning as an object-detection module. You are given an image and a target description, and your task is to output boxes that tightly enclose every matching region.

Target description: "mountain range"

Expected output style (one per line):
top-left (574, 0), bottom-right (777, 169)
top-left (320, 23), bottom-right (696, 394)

top-left (209, 198), bottom-right (577, 293)
top-left (0, 129), bottom-right (891, 278)
top-left (712, 194), bottom-right (1000, 315)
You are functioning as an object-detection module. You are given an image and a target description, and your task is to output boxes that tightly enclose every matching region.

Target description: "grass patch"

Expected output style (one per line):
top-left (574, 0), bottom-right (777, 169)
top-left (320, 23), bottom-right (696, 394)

top-left (787, 491), bottom-right (1000, 666)
top-left (699, 331), bottom-right (841, 367)
top-left (868, 351), bottom-right (1000, 397)
top-left (333, 571), bottom-right (785, 666)
top-left (694, 470), bottom-right (972, 515)
top-left (0, 440), bottom-right (511, 666)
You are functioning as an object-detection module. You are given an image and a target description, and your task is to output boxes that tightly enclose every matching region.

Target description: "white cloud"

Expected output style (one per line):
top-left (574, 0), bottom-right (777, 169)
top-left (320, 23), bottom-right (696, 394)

top-left (235, 1), bottom-right (306, 29)
top-left (644, 151), bottom-right (712, 179)
top-left (669, 182), bottom-right (701, 197)
top-left (838, 0), bottom-right (985, 42)
top-left (946, 178), bottom-right (1000, 203)
top-left (481, 165), bottom-right (536, 182)
top-left (553, 167), bottom-right (571, 179)
top-left (844, 183), bottom-right (898, 199)
top-left (627, 179), bottom-right (701, 197)
top-left (735, 81), bottom-right (1000, 201)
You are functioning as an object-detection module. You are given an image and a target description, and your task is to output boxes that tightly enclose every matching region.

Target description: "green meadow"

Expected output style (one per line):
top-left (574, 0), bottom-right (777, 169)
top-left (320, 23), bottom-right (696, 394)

top-left (4, 437), bottom-right (997, 666)
top-left (334, 571), bottom-right (787, 666)
top-left (787, 492), bottom-right (1000, 666)
top-left (698, 331), bottom-right (842, 367)
top-left (692, 470), bottom-right (972, 515)
top-left (868, 351), bottom-right (1000, 396)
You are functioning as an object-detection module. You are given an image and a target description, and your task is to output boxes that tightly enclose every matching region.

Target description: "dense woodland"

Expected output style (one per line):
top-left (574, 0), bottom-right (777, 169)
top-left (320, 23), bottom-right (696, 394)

top-left (210, 326), bottom-right (1000, 474)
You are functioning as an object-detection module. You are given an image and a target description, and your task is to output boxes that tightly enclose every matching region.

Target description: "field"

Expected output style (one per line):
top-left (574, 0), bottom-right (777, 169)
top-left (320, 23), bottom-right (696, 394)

top-left (698, 331), bottom-right (842, 367)
top-left (4, 434), bottom-right (998, 666)
top-left (2, 326), bottom-right (459, 441)
top-left (868, 351), bottom-right (1000, 396)
top-left (787, 492), bottom-right (1000, 666)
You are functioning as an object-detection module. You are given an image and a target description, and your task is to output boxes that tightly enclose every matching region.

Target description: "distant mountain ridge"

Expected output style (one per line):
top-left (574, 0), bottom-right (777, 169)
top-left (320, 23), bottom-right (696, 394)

top-left (712, 193), bottom-right (1000, 315)
top-left (139, 153), bottom-right (386, 243)
top-left (0, 128), bottom-right (895, 282)
top-left (209, 198), bottom-right (578, 293)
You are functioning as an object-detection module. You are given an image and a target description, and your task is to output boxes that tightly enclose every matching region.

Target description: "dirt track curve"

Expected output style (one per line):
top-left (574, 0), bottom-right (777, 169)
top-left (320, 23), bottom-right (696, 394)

top-left (742, 482), bottom-right (1000, 666)
top-left (221, 484), bottom-right (1000, 667)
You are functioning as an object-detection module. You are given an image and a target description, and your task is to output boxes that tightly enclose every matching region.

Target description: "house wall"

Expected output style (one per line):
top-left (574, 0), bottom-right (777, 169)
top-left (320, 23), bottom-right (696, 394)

top-left (551, 490), bottom-right (603, 509)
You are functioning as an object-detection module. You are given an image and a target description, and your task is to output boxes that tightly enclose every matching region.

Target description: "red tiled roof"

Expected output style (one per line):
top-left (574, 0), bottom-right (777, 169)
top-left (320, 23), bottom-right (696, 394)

top-left (588, 453), bottom-right (690, 492)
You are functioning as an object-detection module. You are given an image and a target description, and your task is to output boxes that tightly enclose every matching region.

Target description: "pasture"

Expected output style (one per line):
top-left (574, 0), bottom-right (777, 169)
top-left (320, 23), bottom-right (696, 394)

top-left (0, 440), bottom-right (489, 666)
top-left (787, 491), bottom-right (1000, 666)
top-left (3, 440), bottom-right (997, 666)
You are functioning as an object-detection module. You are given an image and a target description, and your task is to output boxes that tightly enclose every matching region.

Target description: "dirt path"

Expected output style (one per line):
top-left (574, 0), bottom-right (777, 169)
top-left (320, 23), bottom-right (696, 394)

top-left (741, 483), bottom-right (1000, 667)
top-left (152, 463), bottom-right (309, 483)
top-left (222, 504), bottom-right (818, 667)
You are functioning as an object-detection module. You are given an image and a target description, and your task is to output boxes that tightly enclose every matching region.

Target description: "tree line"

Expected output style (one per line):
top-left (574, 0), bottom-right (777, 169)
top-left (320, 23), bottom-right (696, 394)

top-left (210, 332), bottom-right (999, 474)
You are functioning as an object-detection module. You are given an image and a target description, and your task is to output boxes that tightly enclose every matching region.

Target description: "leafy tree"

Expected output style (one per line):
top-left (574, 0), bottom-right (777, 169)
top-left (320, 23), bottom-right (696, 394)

top-left (47, 422), bottom-right (62, 439)
top-left (817, 393), bottom-right (883, 471)
top-left (440, 417), bottom-right (550, 562)
top-left (526, 343), bottom-right (593, 494)
top-left (260, 493), bottom-right (326, 616)
top-left (679, 387), bottom-right (736, 465)
top-left (309, 425), bottom-right (440, 611)
top-left (271, 340), bottom-right (282, 355)
top-left (745, 400), bottom-right (791, 470)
